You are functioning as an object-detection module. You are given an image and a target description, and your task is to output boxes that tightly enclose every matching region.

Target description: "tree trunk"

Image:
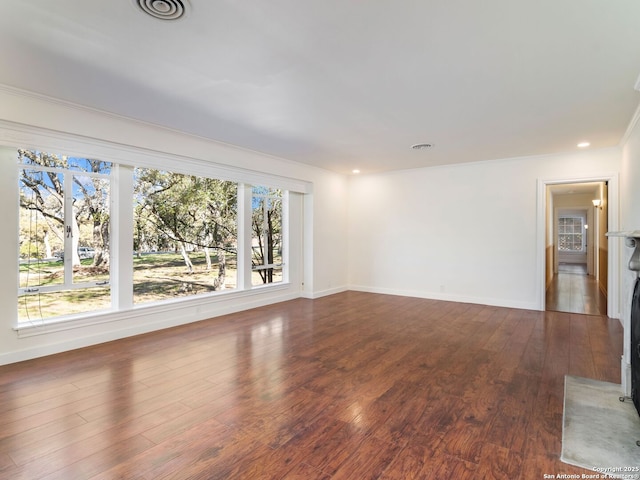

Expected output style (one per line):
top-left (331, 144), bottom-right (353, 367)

top-left (204, 247), bottom-right (212, 271)
top-left (267, 209), bottom-right (274, 283)
top-left (213, 249), bottom-right (226, 290)
top-left (43, 229), bottom-right (53, 259)
top-left (71, 213), bottom-right (81, 266)
top-left (93, 219), bottom-right (110, 268)
top-left (180, 242), bottom-right (194, 273)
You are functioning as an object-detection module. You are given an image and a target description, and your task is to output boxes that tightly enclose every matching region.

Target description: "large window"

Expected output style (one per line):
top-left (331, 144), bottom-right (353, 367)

top-left (18, 150), bottom-right (111, 321)
top-left (133, 168), bottom-right (238, 304)
top-left (558, 216), bottom-right (585, 252)
top-left (15, 148), bottom-right (289, 324)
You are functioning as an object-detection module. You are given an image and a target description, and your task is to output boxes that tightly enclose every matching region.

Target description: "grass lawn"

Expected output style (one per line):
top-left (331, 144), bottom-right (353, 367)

top-left (18, 252), bottom-right (242, 321)
top-left (18, 251), bottom-right (282, 322)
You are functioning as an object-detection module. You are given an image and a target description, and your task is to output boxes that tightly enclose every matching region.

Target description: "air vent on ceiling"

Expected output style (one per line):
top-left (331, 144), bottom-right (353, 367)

top-left (133, 0), bottom-right (189, 20)
top-left (411, 143), bottom-right (434, 150)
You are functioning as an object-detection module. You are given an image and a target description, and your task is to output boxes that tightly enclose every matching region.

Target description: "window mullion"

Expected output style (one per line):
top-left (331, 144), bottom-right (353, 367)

top-left (263, 195), bottom-right (269, 268)
top-left (281, 191), bottom-right (289, 283)
top-left (112, 164), bottom-right (134, 309)
top-left (237, 183), bottom-right (253, 290)
top-left (63, 173), bottom-right (74, 287)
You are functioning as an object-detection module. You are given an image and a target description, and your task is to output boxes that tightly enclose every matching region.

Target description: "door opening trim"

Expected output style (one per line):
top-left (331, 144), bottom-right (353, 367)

top-left (536, 174), bottom-right (619, 318)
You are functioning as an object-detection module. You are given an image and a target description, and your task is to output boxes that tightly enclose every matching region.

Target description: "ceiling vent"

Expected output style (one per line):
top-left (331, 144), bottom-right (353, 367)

top-left (411, 143), bottom-right (434, 150)
top-left (133, 0), bottom-right (190, 20)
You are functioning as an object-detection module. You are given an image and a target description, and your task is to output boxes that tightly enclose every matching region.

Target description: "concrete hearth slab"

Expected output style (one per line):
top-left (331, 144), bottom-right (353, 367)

top-left (562, 375), bottom-right (640, 479)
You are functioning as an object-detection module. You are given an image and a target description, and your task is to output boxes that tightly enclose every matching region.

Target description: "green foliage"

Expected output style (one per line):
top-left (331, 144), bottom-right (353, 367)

top-left (134, 169), bottom-right (238, 253)
top-left (18, 150), bottom-right (111, 267)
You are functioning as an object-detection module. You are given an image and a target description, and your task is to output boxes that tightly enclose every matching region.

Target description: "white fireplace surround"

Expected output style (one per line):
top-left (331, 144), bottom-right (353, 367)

top-left (606, 230), bottom-right (640, 397)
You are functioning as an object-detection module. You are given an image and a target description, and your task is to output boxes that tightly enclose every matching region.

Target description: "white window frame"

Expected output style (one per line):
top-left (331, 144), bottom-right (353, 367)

top-left (558, 215), bottom-right (586, 253)
top-left (1, 121), bottom-right (310, 332)
top-left (18, 162), bottom-right (112, 298)
top-left (251, 187), bottom-right (285, 284)
top-left (17, 158), bottom-right (293, 322)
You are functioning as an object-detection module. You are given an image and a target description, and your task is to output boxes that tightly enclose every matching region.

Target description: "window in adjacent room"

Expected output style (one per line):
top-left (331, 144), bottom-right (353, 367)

top-left (558, 216), bottom-right (585, 252)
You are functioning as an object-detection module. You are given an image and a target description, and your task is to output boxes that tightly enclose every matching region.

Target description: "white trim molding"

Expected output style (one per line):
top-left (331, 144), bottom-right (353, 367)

top-left (620, 101), bottom-right (640, 148)
top-left (0, 119), bottom-right (312, 194)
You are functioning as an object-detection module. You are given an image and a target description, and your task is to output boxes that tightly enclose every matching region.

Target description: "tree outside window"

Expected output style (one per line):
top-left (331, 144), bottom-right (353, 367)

top-left (132, 168), bottom-right (238, 304)
top-left (18, 150), bottom-right (111, 321)
top-left (251, 186), bottom-right (283, 285)
top-left (16, 149), bottom-right (288, 323)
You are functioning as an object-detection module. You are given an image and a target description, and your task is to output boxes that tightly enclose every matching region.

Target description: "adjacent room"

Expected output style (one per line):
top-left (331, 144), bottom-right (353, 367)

top-left (1, 1), bottom-right (640, 478)
top-left (545, 181), bottom-right (609, 316)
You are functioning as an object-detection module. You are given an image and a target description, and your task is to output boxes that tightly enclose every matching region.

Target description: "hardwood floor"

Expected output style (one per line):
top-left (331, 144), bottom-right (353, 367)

top-left (546, 263), bottom-right (607, 315)
top-left (0, 292), bottom-right (623, 479)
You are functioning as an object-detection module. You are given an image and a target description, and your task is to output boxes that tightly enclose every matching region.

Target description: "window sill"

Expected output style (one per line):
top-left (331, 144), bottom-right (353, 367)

top-left (14, 282), bottom-right (293, 338)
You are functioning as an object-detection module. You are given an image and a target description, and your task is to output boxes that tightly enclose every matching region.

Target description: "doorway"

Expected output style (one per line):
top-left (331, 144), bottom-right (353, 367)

top-left (543, 181), bottom-right (609, 315)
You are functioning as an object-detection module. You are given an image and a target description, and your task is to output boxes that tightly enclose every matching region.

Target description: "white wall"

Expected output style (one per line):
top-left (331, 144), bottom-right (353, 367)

top-left (620, 110), bottom-right (640, 263)
top-left (0, 87), bottom-right (349, 365)
top-left (348, 148), bottom-right (620, 310)
top-left (303, 173), bottom-right (350, 298)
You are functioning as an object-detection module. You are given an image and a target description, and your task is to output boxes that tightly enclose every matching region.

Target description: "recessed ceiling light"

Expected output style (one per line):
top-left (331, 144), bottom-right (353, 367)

top-left (411, 143), bottom-right (434, 150)
top-left (132, 0), bottom-right (190, 20)
top-left (577, 142), bottom-right (590, 148)
top-left (352, 169), bottom-right (361, 174)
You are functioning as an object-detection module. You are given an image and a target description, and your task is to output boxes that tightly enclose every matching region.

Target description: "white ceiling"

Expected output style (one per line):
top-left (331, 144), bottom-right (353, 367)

top-left (1, 0), bottom-right (639, 174)
top-left (548, 182), bottom-right (601, 197)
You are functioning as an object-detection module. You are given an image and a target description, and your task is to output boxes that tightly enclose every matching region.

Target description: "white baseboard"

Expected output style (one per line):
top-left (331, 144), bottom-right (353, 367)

top-left (300, 285), bottom-right (348, 299)
top-left (348, 284), bottom-right (540, 311)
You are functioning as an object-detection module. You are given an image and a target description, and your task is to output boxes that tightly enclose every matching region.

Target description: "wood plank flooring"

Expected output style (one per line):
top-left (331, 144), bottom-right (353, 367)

top-left (546, 263), bottom-right (607, 315)
top-left (0, 292), bottom-right (623, 479)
